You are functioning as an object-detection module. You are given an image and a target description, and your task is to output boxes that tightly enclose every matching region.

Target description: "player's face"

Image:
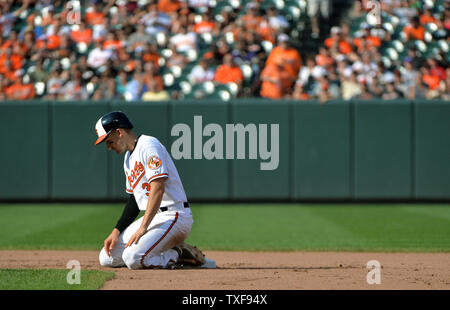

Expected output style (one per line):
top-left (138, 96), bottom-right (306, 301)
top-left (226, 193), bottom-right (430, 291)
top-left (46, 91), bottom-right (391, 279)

top-left (105, 130), bottom-right (125, 154)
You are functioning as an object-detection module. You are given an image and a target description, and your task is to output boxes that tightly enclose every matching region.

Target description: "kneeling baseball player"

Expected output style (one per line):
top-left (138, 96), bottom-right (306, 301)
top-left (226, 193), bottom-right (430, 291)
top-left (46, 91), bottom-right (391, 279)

top-left (94, 111), bottom-right (209, 269)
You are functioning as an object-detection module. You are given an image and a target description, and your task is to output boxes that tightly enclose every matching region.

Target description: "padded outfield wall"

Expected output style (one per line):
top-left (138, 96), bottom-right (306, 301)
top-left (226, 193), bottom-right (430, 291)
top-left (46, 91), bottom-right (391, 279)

top-left (0, 99), bottom-right (449, 201)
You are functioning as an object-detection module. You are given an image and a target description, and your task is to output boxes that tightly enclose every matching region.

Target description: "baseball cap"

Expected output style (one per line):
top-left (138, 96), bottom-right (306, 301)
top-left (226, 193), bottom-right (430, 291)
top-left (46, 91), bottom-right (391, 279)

top-left (94, 111), bottom-right (134, 145)
top-left (247, 2), bottom-right (259, 10)
top-left (331, 26), bottom-right (341, 34)
top-left (277, 33), bottom-right (289, 43)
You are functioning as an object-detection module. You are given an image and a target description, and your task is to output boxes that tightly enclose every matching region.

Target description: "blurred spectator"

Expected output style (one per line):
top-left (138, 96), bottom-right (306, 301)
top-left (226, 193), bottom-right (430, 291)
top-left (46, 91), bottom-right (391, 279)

top-left (256, 12), bottom-right (277, 44)
top-left (352, 51), bottom-right (377, 85)
top-left (392, 0), bottom-right (418, 24)
top-left (29, 58), bottom-right (50, 83)
top-left (307, 0), bottom-right (331, 39)
top-left (22, 30), bottom-right (36, 58)
top-left (189, 59), bottom-right (215, 84)
top-left (77, 55), bottom-right (95, 85)
top-left (427, 58), bottom-right (446, 82)
top-left (404, 45), bottom-right (424, 69)
top-left (260, 57), bottom-right (292, 99)
top-left (291, 83), bottom-right (310, 100)
top-left (296, 55), bottom-right (326, 93)
top-left (341, 72), bottom-right (362, 100)
top-left (2, 30), bottom-right (19, 51)
top-left (377, 61), bottom-right (395, 85)
top-left (10, 44), bottom-right (25, 71)
top-left (110, 3), bottom-right (130, 27)
top-left (266, 6), bottom-right (289, 33)
top-left (4, 77), bottom-right (35, 100)
top-left (214, 53), bottom-right (244, 88)
top-left (169, 26), bottom-right (198, 52)
top-left (310, 74), bottom-right (340, 103)
top-left (138, 3), bottom-right (172, 35)
top-left (203, 37), bottom-right (231, 66)
top-left (127, 23), bottom-right (155, 52)
top-left (324, 26), bottom-right (353, 55)
top-left (382, 82), bottom-right (403, 100)
top-left (53, 34), bottom-right (72, 59)
top-left (409, 71), bottom-right (428, 99)
top-left (187, 0), bottom-right (211, 11)
top-left (140, 43), bottom-right (162, 70)
top-left (0, 57), bottom-right (18, 82)
top-left (240, 2), bottom-right (264, 33)
top-left (241, 31), bottom-right (265, 75)
top-left (421, 66), bottom-right (441, 97)
top-left (419, 5), bottom-right (439, 26)
top-left (315, 46), bottom-right (334, 67)
top-left (403, 16), bottom-right (425, 41)
top-left (356, 84), bottom-right (374, 100)
top-left (103, 31), bottom-right (124, 52)
top-left (444, 4), bottom-right (450, 33)
top-left (349, 0), bottom-right (363, 19)
top-left (70, 22), bottom-right (93, 45)
top-left (0, 3), bottom-right (17, 38)
top-left (125, 71), bottom-right (143, 101)
top-left (265, 34), bottom-right (301, 89)
top-left (115, 70), bottom-right (128, 98)
top-left (60, 75), bottom-right (88, 100)
top-left (158, 0), bottom-right (181, 15)
top-left (443, 68), bottom-right (450, 100)
top-left (165, 44), bottom-right (190, 69)
top-left (46, 68), bottom-right (64, 99)
top-left (170, 2), bottom-right (195, 34)
top-left (87, 41), bottom-right (114, 69)
top-left (85, 2), bottom-right (107, 26)
top-left (194, 12), bottom-right (218, 35)
top-left (142, 62), bottom-right (164, 93)
top-left (401, 59), bottom-right (418, 92)
top-left (142, 79), bottom-right (170, 101)
top-left (353, 24), bottom-right (381, 53)
top-left (93, 76), bottom-right (121, 100)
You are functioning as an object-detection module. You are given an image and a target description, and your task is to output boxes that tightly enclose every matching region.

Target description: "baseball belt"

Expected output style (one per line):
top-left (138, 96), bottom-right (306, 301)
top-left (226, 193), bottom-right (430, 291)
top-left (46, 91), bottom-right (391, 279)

top-left (160, 202), bottom-right (190, 212)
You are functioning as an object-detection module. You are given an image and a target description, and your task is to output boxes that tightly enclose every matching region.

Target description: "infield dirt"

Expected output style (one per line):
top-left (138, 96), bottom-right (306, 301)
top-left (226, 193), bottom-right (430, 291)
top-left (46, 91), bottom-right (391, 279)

top-left (0, 250), bottom-right (449, 289)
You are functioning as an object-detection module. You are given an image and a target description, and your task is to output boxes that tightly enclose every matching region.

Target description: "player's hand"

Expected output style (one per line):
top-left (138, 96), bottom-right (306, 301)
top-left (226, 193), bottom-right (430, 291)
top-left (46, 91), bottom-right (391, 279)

top-left (104, 229), bottom-right (120, 257)
top-left (125, 227), bottom-right (147, 248)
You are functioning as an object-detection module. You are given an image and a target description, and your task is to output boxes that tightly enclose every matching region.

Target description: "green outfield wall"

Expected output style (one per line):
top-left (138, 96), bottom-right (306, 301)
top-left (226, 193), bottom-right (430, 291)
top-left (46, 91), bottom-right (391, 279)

top-left (0, 99), bottom-right (449, 201)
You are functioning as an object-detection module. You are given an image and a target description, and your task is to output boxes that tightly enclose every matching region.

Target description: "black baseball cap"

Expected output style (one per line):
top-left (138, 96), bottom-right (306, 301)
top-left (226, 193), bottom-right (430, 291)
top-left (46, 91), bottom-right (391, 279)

top-left (94, 111), bottom-right (134, 145)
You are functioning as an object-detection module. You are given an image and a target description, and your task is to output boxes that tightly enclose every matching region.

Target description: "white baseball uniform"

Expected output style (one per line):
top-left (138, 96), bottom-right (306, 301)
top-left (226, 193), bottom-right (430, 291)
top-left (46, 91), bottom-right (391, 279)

top-left (99, 135), bottom-right (193, 269)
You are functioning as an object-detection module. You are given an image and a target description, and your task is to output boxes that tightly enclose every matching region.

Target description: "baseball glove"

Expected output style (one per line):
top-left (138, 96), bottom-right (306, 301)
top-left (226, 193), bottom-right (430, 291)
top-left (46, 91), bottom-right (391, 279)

top-left (176, 242), bottom-right (206, 266)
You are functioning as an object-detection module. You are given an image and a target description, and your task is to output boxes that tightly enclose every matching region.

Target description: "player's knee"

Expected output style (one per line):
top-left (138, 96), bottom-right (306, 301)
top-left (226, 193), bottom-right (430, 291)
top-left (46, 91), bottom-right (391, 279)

top-left (99, 247), bottom-right (125, 268)
top-left (99, 248), bottom-right (113, 267)
top-left (122, 249), bottom-right (143, 270)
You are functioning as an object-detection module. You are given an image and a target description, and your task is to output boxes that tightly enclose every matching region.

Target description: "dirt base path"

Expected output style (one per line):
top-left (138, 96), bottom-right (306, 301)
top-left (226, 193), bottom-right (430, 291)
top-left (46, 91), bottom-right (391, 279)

top-left (1, 250), bottom-right (449, 290)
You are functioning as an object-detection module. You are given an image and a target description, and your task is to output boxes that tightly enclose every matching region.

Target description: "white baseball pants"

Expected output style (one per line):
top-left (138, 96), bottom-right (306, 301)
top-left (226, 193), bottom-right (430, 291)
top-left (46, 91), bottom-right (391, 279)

top-left (99, 207), bottom-right (193, 269)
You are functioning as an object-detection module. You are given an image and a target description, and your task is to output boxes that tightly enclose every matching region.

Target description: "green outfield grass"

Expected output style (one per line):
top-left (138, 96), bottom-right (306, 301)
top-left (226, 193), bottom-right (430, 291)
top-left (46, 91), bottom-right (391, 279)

top-left (0, 269), bottom-right (115, 290)
top-left (0, 203), bottom-right (449, 252)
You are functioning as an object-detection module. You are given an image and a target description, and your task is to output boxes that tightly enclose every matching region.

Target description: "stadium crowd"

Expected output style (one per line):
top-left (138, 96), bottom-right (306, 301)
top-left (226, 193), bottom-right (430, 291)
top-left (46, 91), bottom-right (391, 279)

top-left (0, 0), bottom-right (449, 102)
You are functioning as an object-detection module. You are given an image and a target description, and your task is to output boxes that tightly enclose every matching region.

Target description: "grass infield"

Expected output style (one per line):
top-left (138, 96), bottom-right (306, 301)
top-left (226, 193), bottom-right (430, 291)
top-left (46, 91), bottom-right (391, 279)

top-left (0, 203), bottom-right (449, 252)
top-left (0, 269), bottom-right (115, 290)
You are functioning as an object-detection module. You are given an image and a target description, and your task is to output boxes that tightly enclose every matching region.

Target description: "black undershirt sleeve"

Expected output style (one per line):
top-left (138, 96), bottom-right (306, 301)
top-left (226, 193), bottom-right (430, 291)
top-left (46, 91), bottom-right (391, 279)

top-left (115, 194), bottom-right (140, 233)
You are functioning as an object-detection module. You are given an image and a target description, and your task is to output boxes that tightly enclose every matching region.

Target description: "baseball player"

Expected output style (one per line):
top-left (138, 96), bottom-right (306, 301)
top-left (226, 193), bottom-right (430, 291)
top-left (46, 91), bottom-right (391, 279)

top-left (95, 111), bottom-right (205, 269)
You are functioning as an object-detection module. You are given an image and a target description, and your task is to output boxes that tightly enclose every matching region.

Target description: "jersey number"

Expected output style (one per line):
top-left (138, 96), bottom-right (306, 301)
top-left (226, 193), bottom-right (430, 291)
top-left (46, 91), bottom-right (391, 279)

top-left (142, 182), bottom-right (151, 197)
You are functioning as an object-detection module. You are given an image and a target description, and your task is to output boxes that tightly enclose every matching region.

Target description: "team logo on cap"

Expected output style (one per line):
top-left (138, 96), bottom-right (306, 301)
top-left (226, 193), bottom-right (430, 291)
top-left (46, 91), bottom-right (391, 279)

top-left (148, 156), bottom-right (162, 170)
